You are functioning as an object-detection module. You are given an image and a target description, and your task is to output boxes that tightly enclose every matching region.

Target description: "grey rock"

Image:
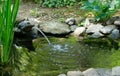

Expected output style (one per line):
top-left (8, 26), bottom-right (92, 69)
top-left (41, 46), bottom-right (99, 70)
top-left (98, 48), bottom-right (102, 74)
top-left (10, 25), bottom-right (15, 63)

top-left (84, 18), bottom-right (91, 28)
top-left (109, 29), bottom-right (119, 39)
top-left (112, 66), bottom-right (120, 76)
top-left (86, 23), bottom-right (103, 34)
top-left (58, 74), bottom-right (66, 76)
top-left (75, 17), bottom-right (85, 25)
top-left (100, 25), bottom-right (116, 35)
top-left (95, 68), bottom-right (112, 76)
top-left (83, 68), bottom-right (100, 76)
top-left (15, 18), bottom-right (40, 38)
top-left (86, 23), bottom-right (104, 38)
top-left (114, 20), bottom-right (120, 26)
top-left (40, 21), bottom-right (71, 35)
top-left (65, 18), bottom-right (76, 25)
top-left (73, 27), bottom-right (86, 37)
top-left (67, 71), bottom-right (84, 76)
top-left (106, 16), bottom-right (120, 25)
top-left (18, 20), bottom-right (34, 31)
top-left (70, 25), bottom-right (78, 32)
top-left (89, 31), bottom-right (104, 38)
top-left (84, 18), bottom-right (96, 28)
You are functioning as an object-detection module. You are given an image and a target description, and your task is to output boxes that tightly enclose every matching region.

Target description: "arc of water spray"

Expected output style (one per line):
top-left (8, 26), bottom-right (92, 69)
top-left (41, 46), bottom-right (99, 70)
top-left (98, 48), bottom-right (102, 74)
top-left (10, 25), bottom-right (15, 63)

top-left (33, 27), bottom-right (51, 45)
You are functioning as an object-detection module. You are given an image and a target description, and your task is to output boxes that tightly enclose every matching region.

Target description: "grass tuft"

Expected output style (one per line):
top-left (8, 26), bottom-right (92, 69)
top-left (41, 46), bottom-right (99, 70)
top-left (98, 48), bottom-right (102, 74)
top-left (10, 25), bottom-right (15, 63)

top-left (0, 0), bottom-right (20, 64)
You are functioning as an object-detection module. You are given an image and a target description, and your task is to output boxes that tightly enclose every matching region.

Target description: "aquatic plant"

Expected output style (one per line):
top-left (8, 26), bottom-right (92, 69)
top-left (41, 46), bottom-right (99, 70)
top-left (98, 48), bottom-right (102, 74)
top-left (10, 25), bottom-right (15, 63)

top-left (0, 0), bottom-right (20, 64)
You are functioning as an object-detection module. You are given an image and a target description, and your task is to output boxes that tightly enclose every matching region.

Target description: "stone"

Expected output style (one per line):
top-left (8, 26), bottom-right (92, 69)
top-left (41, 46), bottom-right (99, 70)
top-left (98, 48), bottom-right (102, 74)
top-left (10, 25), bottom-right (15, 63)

top-left (84, 18), bottom-right (91, 28)
top-left (16, 18), bottom-right (40, 38)
top-left (106, 16), bottom-right (120, 25)
top-left (112, 66), bottom-right (120, 76)
top-left (86, 23), bottom-right (103, 34)
top-left (65, 18), bottom-right (76, 25)
top-left (109, 29), bottom-right (119, 39)
top-left (89, 31), bottom-right (104, 38)
top-left (73, 27), bottom-right (86, 37)
top-left (114, 20), bottom-right (120, 26)
top-left (83, 68), bottom-right (99, 76)
top-left (100, 25), bottom-right (116, 35)
top-left (95, 68), bottom-right (112, 76)
top-left (40, 21), bottom-right (71, 35)
top-left (70, 25), bottom-right (78, 32)
top-left (58, 74), bottom-right (66, 76)
top-left (18, 20), bottom-right (34, 31)
top-left (86, 23), bottom-right (104, 38)
top-left (67, 71), bottom-right (84, 76)
top-left (75, 17), bottom-right (85, 25)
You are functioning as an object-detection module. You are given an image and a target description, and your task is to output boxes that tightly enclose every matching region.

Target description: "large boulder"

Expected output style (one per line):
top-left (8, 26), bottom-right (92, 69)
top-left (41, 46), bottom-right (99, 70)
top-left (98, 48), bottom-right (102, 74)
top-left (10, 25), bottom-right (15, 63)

top-left (40, 21), bottom-right (71, 35)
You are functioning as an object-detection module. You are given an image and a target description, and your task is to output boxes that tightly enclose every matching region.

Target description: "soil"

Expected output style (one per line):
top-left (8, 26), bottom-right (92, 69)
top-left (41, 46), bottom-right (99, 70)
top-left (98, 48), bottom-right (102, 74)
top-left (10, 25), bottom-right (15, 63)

top-left (18, 2), bottom-right (85, 22)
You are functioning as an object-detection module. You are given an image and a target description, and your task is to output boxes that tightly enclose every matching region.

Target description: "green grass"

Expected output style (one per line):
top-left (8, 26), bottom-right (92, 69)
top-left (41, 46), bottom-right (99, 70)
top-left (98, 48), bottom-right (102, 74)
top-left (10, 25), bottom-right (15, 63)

top-left (0, 0), bottom-right (20, 64)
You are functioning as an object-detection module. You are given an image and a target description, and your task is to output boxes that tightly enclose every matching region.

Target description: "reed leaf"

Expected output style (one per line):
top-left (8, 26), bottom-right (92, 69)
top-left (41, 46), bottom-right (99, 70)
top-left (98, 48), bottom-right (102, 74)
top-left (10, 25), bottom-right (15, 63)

top-left (0, 0), bottom-right (20, 64)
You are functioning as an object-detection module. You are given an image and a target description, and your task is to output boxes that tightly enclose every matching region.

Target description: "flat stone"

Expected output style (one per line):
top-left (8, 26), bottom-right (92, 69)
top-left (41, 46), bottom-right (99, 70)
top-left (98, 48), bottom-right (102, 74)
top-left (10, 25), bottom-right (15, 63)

top-left (73, 27), bottom-right (86, 37)
top-left (67, 71), bottom-right (84, 76)
top-left (40, 21), bottom-right (71, 35)
top-left (83, 68), bottom-right (100, 76)
top-left (112, 66), bottom-right (120, 76)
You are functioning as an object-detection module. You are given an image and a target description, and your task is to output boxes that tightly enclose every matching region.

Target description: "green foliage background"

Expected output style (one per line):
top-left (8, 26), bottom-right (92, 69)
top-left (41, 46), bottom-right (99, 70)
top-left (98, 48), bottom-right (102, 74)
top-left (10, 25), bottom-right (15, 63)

top-left (25, 0), bottom-right (78, 7)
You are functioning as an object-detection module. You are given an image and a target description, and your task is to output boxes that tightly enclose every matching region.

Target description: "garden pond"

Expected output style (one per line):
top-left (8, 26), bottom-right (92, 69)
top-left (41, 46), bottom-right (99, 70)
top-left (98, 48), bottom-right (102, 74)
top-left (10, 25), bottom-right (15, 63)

top-left (11, 36), bottom-right (120, 76)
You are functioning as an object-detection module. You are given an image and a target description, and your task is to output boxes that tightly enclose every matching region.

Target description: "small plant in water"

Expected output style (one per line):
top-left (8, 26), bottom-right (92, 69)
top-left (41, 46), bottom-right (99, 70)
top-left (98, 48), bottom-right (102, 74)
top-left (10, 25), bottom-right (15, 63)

top-left (81, 0), bottom-right (120, 22)
top-left (0, 0), bottom-right (20, 64)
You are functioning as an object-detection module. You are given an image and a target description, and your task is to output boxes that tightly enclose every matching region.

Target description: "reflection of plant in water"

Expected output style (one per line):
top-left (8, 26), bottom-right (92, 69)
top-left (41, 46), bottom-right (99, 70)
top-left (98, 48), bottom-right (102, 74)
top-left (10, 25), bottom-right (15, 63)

top-left (0, 0), bottom-right (20, 64)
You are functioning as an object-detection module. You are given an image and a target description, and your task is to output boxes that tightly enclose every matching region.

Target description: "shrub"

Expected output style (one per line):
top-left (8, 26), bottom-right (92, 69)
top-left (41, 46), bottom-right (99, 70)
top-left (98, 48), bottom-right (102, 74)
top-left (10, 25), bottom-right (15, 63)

top-left (81, 0), bottom-right (120, 22)
top-left (42, 0), bottom-right (77, 8)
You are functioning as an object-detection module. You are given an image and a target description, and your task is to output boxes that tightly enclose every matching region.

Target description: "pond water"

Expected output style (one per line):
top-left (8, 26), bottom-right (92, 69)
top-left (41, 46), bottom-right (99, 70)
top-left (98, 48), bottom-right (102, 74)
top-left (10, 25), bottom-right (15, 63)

top-left (13, 37), bottom-right (119, 76)
top-left (2, 37), bottom-right (120, 76)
